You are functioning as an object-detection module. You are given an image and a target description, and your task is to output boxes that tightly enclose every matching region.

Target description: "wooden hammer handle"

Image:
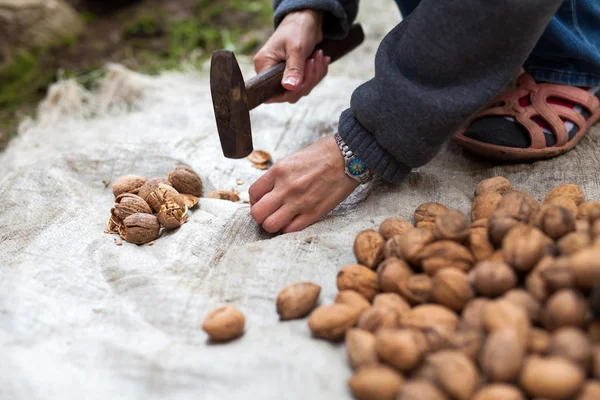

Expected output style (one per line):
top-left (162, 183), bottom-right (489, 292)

top-left (245, 23), bottom-right (365, 110)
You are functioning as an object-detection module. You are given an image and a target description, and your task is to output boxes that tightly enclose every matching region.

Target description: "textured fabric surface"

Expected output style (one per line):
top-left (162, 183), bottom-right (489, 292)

top-left (1, 1), bottom-right (600, 399)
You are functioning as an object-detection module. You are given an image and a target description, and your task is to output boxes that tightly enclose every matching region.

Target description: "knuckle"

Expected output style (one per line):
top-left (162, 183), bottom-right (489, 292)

top-left (250, 207), bottom-right (263, 223)
top-left (262, 220), bottom-right (279, 234)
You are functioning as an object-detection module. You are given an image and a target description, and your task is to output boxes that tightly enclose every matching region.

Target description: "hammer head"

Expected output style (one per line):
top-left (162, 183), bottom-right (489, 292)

top-left (210, 50), bottom-right (254, 159)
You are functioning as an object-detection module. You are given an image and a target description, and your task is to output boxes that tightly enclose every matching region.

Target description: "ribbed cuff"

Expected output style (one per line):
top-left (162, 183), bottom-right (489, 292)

top-left (338, 108), bottom-right (411, 185)
top-left (273, 0), bottom-right (351, 40)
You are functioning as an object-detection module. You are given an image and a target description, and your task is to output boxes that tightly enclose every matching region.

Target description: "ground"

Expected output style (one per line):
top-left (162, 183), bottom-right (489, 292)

top-left (0, 0), bottom-right (272, 150)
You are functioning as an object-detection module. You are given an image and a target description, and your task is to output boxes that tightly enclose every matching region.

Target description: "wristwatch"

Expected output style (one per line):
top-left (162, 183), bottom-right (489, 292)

top-left (334, 133), bottom-right (373, 185)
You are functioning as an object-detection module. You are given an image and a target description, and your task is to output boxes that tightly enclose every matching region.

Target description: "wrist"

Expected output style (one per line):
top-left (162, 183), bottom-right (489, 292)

top-left (284, 9), bottom-right (324, 30)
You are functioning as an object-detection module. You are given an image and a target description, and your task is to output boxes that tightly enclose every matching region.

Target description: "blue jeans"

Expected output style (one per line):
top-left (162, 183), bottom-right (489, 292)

top-left (394, 0), bottom-right (600, 86)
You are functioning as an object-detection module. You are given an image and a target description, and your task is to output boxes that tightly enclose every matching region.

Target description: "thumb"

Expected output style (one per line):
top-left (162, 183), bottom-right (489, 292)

top-left (282, 47), bottom-right (307, 91)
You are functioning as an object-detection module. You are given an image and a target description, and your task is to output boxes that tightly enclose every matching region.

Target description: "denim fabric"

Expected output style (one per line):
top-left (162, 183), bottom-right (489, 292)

top-left (394, 0), bottom-right (600, 86)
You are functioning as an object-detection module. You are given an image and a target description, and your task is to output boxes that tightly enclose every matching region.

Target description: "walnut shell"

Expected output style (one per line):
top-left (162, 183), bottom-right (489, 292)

top-left (111, 193), bottom-right (152, 223)
top-left (400, 304), bottom-right (459, 332)
top-left (503, 289), bottom-right (542, 323)
top-left (487, 211), bottom-right (522, 247)
top-left (488, 250), bottom-right (506, 263)
top-left (337, 264), bottom-right (379, 301)
top-left (354, 229), bottom-right (385, 268)
top-left (345, 328), bottom-right (378, 370)
top-left (379, 218), bottom-right (413, 240)
top-left (431, 268), bottom-right (474, 311)
top-left (578, 201), bottom-right (600, 222)
top-left (472, 384), bottom-right (524, 400)
top-left (348, 365), bottom-right (404, 400)
top-left (137, 178), bottom-right (173, 203)
top-left (357, 306), bottom-right (399, 333)
top-left (525, 256), bottom-right (553, 302)
top-left (480, 328), bottom-right (525, 382)
top-left (372, 293), bottom-right (411, 318)
top-left (502, 225), bottom-right (554, 272)
top-left (576, 218), bottom-right (591, 234)
top-left (168, 166), bottom-right (203, 197)
top-left (247, 150), bottom-right (272, 164)
top-left (434, 209), bottom-right (470, 242)
top-left (399, 228), bottom-right (436, 265)
top-left (568, 247), bottom-right (600, 290)
top-left (207, 190), bottom-right (240, 202)
top-left (174, 193), bottom-right (199, 209)
top-left (423, 350), bottom-right (479, 400)
top-left (534, 204), bottom-right (576, 239)
top-left (375, 328), bottom-right (427, 371)
top-left (473, 261), bottom-right (517, 298)
top-left (528, 328), bottom-right (551, 355)
top-left (549, 327), bottom-right (592, 370)
top-left (414, 202), bottom-right (449, 225)
top-left (377, 257), bottom-right (413, 294)
top-left (335, 290), bottom-right (371, 315)
top-left (460, 298), bottom-right (490, 332)
top-left (419, 241), bottom-right (475, 275)
top-left (475, 176), bottom-right (512, 196)
top-left (157, 199), bottom-right (187, 229)
top-left (118, 213), bottom-right (160, 245)
top-left (472, 192), bottom-right (503, 221)
top-left (544, 184), bottom-right (585, 206)
top-left (578, 381), bottom-right (600, 400)
top-left (588, 321), bottom-right (600, 344)
top-left (112, 175), bottom-right (147, 197)
top-left (540, 257), bottom-right (573, 291)
top-left (436, 328), bottom-right (485, 360)
top-left (397, 274), bottom-right (433, 305)
top-left (520, 356), bottom-right (585, 399)
top-left (469, 219), bottom-right (494, 261)
top-left (383, 236), bottom-right (403, 259)
top-left (147, 183), bottom-right (180, 212)
top-left (484, 300), bottom-right (530, 347)
top-left (546, 195), bottom-right (578, 216)
top-left (106, 215), bottom-right (121, 234)
top-left (308, 304), bottom-right (360, 341)
top-left (595, 346), bottom-right (600, 379)
top-left (397, 379), bottom-right (448, 400)
top-left (542, 289), bottom-right (589, 331)
top-left (496, 190), bottom-right (539, 223)
top-left (202, 305), bottom-right (245, 342)
top-left (557, 232), bottom-right (591, 256)
top-left (276, 282), bottom-right (321, 320)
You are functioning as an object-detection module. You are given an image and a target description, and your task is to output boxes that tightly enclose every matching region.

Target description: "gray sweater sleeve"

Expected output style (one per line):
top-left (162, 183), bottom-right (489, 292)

top-left (275, 0), bottom-right (562, 184)
top-left (273, 0), bottom-right (358, 40)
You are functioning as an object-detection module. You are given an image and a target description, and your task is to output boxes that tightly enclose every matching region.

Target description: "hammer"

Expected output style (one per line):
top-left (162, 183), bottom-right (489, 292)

top-left (210, 23), bottom-right (365, 159)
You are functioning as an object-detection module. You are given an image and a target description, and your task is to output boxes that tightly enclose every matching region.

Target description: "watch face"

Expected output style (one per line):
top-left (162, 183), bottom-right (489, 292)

top-left (348, 158), bottom-right (367, 177)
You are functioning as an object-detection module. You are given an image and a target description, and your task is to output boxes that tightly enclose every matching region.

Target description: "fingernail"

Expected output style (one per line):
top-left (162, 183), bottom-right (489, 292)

top-left (325, 56), bottom-right (331, 64)
top-left (283, 76), bottom-right (299, 87)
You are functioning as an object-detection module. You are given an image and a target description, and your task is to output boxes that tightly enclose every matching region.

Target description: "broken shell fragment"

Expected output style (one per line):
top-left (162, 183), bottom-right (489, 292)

top-left (207, 190), bottom-right (241, 202)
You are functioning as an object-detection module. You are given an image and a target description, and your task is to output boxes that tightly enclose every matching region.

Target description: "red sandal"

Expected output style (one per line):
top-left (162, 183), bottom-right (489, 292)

top-left (454, 73), bottom-right (600, 161)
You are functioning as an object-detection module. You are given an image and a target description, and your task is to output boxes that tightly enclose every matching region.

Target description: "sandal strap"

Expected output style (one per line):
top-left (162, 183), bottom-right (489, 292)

top-left (472, 73), bottom-right (600, 149)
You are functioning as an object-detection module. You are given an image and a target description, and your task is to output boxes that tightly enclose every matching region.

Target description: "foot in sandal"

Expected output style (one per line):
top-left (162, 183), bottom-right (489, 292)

top-left (454, 73), bottom-right (600, 161)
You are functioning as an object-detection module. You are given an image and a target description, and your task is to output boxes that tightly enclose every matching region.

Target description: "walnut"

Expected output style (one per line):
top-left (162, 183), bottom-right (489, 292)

top-left (137, 178), bottom-right (173, 203)
top-left (528, 328), bottom-right (551, 354)
top-left (557, 231), bottom-right (591, 256)
top-left (434, 209), bottom-right (470, 242)
top-left (473, 261), bottom-right (517, 297)
top-left (503, 289), bottom-right (542, 324)
top-left (397, 380), bottom-right (448, 400)
top-left (484, 300), bottom-right (531, 347)
top-left (488, 211), bottom-right (522, 247)
top-left (334, 290), bottom-right (371, 315)
top-left (372, 293), bottom-right (411, 318)
top-left (357, 305), bottom-right (399, 333)
top-left (422, 351), bottom-right (479, 400)
top-left (525, 256), bottom-right (553, 302)
top-left (400, 304), bottom-right (459, 332)
top-left (545, 195), bottom-right (578, 216)
top-left (354, 229), bottom-right (385, 268)
top-left (202, 306), bottom-right (245, 342)
top-left (496, 190), bottom-right (539, 223)
top-left (118, 213), bottom-right (160, 245)
top-left (568, 247), bottom-right (600, 290)
top-left (419, 240), bottom-right (474, 275)
top-left (542, 289), bottom-right (589, 331)
top-left (168, 166), bottom-right (203, 197)
top-left (397, 274), bottom-right (433, 305)
top-left (469, 219), bottom-right (494, 261)
top-left (308, 304), bottom-right (361, 341)
top-left (414, 202), bottom-right (449, 227)
top-left (431, 268), bottom-right (474, 311)
top-left (345, 328), bottom-right (378, 370)
top-left (549, 327), bottom-right (592, 370)
top-left (379, 217), bottom-right (413, 240)
top-left (533, 204), bottom-right (575, 239)
top-left (157, 199), bottom-right (187, 229)
top-left (400, 228), bottom-right (436, 265)
top-left (520, 356), bottom-right (585, 399)
top-left (337, 264), bottom-right (379, 301)
top-left (544, 184), bottom-right (585, 206)
top-left (480, 328), bottom-right (525, 382)
top-left (276, 282), bottom-right (321, 320)
top-left (502, 225), bottom-right (554, 272)
top-left (146, 183), bottom-right (180, 212)
top-left (472, 192), bottom-right (503, 221)
top-left (383, 235), bottom-right (403, 259)
top-left (377, 257), bottom-right (413, 294)
top-left (375, 328), bottom-right (427, 371)
top-left (207, 190), bottom-right (240, 202)
top-left (460, 298), bottom-right (490, 332)
top-left (577, 201), bottom-right (600, 222)
top-left (471, 384), bottom-right (525, 400)
top-left (475, 176), bottom-right (512, 196)
top-left (539, 257), bottom-right (573, 291)
top-left (348, 365), bottom-right (404, 400)
top-left (112, 175), bottom-right (147, 197)
top-left (110, 193), bottom-right (152, 225)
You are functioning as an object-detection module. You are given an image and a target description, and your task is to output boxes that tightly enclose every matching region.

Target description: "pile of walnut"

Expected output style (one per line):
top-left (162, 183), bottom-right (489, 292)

top-left (279, 177), bottom-right (600, 400)
top-left (105, 167), bottom-right (204, 245)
